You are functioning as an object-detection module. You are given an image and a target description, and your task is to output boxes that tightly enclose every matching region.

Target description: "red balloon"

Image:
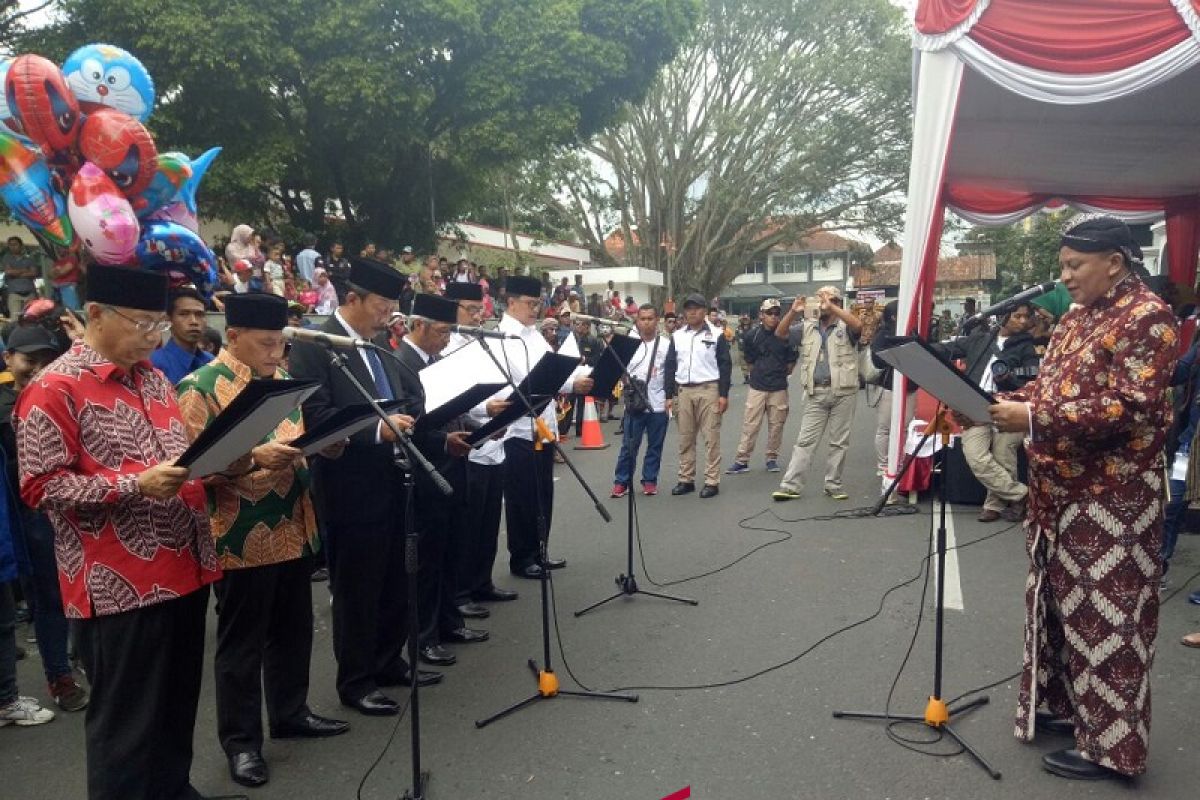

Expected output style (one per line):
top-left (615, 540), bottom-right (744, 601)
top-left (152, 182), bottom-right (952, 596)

top-left (3, 54), bottom-right (81, 162)
top-left (77, 107), bottom-right (157, 200)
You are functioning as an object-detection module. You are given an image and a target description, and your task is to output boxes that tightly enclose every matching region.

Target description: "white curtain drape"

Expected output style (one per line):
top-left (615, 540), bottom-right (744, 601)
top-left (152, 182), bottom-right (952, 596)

top-left (949, 201), bottom-right (1164, 226)
top-left (888, 50), bottom-right (965, 480)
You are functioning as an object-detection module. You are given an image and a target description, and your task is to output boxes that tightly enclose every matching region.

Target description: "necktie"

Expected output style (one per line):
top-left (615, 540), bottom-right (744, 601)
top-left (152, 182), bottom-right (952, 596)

top-left (364, 348), bottom-right (395, 401)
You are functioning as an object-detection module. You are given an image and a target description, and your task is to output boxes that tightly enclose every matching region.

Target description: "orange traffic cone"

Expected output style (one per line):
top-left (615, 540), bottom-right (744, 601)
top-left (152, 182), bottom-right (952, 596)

top-left (573, 396), bottom-right (609, 450)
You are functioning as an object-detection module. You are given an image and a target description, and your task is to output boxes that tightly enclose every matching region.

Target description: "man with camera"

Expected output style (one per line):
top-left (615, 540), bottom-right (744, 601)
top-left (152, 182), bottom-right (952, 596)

top-left (940, 299), bottom-right (1041, 521)
top-left (611, 305), bottom-right (670, 498)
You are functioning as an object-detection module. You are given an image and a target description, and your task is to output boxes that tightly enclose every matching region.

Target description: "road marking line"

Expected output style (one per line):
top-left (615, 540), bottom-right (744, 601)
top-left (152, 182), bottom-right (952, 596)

top-left (936, 500), bottom-right (964, 611)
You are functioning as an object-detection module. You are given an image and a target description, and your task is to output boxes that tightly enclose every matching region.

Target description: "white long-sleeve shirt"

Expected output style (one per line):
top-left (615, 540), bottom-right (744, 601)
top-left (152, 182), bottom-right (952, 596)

top-left (496, 313), bottom-right (588, 442)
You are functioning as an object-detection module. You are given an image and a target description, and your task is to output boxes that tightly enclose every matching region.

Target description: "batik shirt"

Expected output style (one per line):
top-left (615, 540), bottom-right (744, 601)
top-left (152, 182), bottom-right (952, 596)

top-left (14, 341), bottom-right (220, 619)
top-left (176, 349), bottom-right (317, 570)
top-left (1003, 276), bottom-right (1178, 533)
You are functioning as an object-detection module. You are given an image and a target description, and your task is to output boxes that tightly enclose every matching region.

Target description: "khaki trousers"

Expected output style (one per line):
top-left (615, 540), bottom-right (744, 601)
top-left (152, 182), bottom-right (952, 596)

top-left (676, 382), bottom-right (722, 486)
top-left (734, 388), bottom-right (789, 463)
top-left (873, 387), bottom-right (916, 474)
top-left (779, 387), bottom-right (856, 494)
top-left (960, 424), bottom-right (1027, 512)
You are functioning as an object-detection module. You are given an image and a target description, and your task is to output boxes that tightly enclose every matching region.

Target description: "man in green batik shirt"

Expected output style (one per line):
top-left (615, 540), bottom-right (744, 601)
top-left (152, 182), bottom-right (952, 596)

top-left (176, 293), bottom-right (348, 790)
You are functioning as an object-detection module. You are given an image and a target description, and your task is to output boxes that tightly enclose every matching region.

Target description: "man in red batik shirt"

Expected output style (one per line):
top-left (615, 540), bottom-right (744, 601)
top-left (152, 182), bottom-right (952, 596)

top-left (15, 264), bottom-right (223, 800)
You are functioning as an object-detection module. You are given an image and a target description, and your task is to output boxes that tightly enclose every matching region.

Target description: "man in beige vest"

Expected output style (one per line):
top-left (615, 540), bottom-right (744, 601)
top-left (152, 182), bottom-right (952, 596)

top-left (772, 287), bottom-right (862, 501)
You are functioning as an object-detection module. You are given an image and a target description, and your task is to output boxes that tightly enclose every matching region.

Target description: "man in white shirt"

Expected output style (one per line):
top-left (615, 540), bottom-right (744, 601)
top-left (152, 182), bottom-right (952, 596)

top-left (663, 293), bottom-right (732, 498)
top-left (498, 275), bottom-right (593, 579)
top-left (295, 234), bottom-right (320, 283)
top-left (611, 305), bottom-right (670, 497)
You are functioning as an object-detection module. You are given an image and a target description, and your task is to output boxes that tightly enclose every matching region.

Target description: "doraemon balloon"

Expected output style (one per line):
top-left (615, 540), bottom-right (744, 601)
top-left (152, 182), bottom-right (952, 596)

top-left (62, 44), bottom-right (155, 122)
top-left (68, 162), bottom-right (139, 265)
top-left (136, 220), bottom-right (218, 297)
top-left (0, 132), bottom-right (73, 247)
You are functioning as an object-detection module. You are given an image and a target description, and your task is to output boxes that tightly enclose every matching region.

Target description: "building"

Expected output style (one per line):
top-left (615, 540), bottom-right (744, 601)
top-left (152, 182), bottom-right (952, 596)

top-left (722, 229), bottom-right (872, 316)
top-left (852, 241), bottom-right (998, 318)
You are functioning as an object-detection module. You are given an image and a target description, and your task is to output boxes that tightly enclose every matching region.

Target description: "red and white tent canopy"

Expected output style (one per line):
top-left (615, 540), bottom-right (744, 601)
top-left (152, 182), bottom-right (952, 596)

top-left (889, 0), bottom-right (1200, 473)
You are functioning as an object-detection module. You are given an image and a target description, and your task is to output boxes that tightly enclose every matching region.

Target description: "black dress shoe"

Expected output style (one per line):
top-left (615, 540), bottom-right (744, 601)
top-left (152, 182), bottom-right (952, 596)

top-left (309, 567), bottom-right (329, 583)
top-left (341, 690), bottom-right (400, 716)
top-left (671, 482), bottom-right (695, 495)
top-left (377, 668), bottom-right (444, 688)
top-left (228, 751), bottom-right (268, 787)
top-left (543, 556), bottom-right (566, 570)
top-left (1034, 710), bottom-right (1075, 737)
top-left (512, 564), bottom-right (545, 579)
top-left (456, 602), bottom-right (490, 619)
top-left (444, 627), bottom-right (490, 644)
top-left (472, 586), bottom-right (519, 602)
top-left (699, 484), bottom-right (719, 498)
top-left (1042, 749), bottom-right (1122, 781)
top-left (270, 712), bottom-right (350, 739)
top-left (419, 643), bottom-right (457, 666)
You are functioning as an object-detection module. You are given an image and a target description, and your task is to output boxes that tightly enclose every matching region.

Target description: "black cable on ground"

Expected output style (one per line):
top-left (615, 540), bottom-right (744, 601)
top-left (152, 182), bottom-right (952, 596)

top-left (355, 696), bottom-right (412, 800)
top-left (548, 501), bottom-right (1022, 698)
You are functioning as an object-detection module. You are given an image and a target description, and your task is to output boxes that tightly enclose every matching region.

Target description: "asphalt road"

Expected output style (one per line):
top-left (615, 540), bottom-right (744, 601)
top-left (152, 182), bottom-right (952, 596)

top-left (7, 382), bottom-right (1199, 800)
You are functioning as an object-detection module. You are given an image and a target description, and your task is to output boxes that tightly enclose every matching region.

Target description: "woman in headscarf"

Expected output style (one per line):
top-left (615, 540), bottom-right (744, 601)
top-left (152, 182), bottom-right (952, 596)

top-left (225, 225), bottom-right (261, 268)
top-left (989, 214), bottom-right (1178, 781)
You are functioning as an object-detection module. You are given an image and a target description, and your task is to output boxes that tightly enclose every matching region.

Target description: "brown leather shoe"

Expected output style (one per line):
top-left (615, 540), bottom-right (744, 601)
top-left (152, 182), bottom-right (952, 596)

top-left (1001, 498), bottom-right (1028, 522)
top-left (1182, 631), bottom-right (1200, 648)
top-left (977, 509), bottom-right (1002, 522)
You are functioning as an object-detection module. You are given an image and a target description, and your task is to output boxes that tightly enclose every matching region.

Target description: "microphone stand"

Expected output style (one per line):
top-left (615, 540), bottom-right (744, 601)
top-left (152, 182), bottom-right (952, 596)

top-left (471, 334), bottom-right (637, 728)
top-left (841, 321), bottom-right (1004, 780)
top-left (575, 338), bottom-right (697, 616)
top-left (320, 344), bottom-right (451, 800)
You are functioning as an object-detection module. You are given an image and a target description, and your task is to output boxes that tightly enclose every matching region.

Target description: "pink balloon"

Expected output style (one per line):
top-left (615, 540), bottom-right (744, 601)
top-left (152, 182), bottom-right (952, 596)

top-left (68, 162), bottom-right (139, 264)
top-left (147, 199), bottom-right (199, 233)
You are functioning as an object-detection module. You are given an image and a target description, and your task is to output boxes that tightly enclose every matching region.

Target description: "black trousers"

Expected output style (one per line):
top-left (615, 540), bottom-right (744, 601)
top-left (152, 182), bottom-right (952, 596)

top-left (214, 558), bottom-right (313, 756)
top-left (325, 516), bottom-right (408, 701)
top-left (503, 438), bottom-right (555, 571)
top-left (459, 460), bottom-right (505, 600)
top-left (415, 497), bottom-right (465, 645)
top-left (77, 587), bottom-right (209, 800)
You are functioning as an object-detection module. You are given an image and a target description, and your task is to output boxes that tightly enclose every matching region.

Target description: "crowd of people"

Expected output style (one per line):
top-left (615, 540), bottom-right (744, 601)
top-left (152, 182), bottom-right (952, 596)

top-left (0, 215), bottom-right (1197, 797)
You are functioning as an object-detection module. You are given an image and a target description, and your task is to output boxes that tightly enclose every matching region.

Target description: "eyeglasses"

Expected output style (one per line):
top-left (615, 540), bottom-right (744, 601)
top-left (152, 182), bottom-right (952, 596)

top-left (104, 306), bottom-right (171, 334)
top-left (763, 309), bottom-right (781, 316)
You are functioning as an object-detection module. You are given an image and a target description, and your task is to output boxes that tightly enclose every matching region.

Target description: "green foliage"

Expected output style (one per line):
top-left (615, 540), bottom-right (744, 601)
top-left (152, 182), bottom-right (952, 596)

top-left (26, 0), bottom-right (698, 248)
top-left (963, 210), bottom-right (1075, 293)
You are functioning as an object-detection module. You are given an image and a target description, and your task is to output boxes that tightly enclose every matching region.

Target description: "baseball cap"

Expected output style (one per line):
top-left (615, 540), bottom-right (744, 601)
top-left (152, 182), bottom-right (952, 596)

top-left (759, 298), bottom-right (781, 312)
top-left (402, 245), bottom-right (414, 254)
top-left (6, 324), bottom-right (64, 355)
top-left (682, 292), bottom-right (706, 309)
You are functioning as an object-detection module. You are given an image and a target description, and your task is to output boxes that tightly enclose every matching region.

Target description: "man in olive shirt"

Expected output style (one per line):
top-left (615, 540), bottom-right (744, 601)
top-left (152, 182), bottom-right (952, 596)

top-left (2, 237), bottom-right (40, 320)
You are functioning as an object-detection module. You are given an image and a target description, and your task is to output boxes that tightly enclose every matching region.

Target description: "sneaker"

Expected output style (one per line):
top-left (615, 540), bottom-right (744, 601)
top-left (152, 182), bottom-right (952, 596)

top-left (772, 488), bottom-right (801, 501)
top-left (641, 482), bottom-right (657, 496)
top-left (725, 462), bottom-right (750, 475)
top-left (48, 675), bottom-right (88, 712)
top-left (611, 483), bottom-right (628, 498)
top-left (1189, 589), bottom-right (1200, 606)
top-left (824, 488), bottom-right (849, 501)
top-left (0, 696), bottom-right (55, 727)
top-left (25, 629), bottom-right (36, 644)
top-left (765, 459), bottom-right (780, 473)
top-left (1159, 575), bottom-right (1169, 593)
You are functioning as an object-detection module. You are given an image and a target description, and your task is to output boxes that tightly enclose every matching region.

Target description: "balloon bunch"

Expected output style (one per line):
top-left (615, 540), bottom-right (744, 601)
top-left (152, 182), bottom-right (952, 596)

top-left (0, 44), bottom-right (222, 296)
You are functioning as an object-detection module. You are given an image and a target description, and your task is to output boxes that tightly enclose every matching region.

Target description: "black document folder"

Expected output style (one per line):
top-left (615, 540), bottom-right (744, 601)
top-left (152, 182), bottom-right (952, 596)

top-left (589, 334), bottom-right (642, 398)
top-left (290, 400), bottom-right (403, 455)
top-left (466, 353), bottom-right (579, 445)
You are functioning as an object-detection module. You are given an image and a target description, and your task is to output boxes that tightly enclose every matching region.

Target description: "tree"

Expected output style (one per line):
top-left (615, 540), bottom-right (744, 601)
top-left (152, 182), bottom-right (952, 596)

top-left (962, 210), bottom-right (1074, 291)
top-left (0, 1), bottom-right (54, 55)
top-left (543, 0), bottom-right (911, 299)
top-left (27, 0), bottom-right (698, 248)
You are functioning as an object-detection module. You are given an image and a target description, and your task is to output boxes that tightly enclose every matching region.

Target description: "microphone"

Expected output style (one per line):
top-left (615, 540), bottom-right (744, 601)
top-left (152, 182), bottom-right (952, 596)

top-left (449, 324), bottom-right (520, 340)
top-left (563, 312), bottom-right (632, 330)
top-left (970, 282), bottom-right (1057, 321)
top-left (282, 326), bottom-right (373, 350)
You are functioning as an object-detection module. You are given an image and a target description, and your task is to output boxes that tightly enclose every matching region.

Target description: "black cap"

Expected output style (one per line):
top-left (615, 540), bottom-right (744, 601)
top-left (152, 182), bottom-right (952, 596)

top-left (88, 264), bottom-right (169, 312)
top-left (5, 324), bottom-right (65, 355)
top-left (348, 257), bottom-right (406, 299)
top-left (445, 282), bottom-right (483, 302)
top-left (504, 275), bottom-right (542, 299)
top-left (682, 292), bottom-right (706, 309)
top-left (411, 293), bottom-right (458, 324)
top-left (224, 293), bottom-right (288, 330)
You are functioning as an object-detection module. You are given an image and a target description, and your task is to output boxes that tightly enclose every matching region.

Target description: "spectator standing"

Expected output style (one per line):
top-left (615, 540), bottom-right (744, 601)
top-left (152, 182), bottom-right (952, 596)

top-left (727, 299), bottom-right (796, 475)
top-left (321, 242), bottom-right (352, 303)
top-left (226, 224), bottom-right (262, 273)
top-left (264, 242), bottom-right (287, 297)
top-left (150, 287), bottom-right (214, 385)
top-left (295, 234), bottom-right (320, 284)
top-left (664, 293), bottom-right (732, 499)
top-left (612, 305), bottom-right (670, 497)
top-left (50, 252), bottom-right (83, 311)
top-left (2, 237), bottom-right (39, 320)
top-left (313, 268), bottom-right (339, 314)
top-left (772, 287), bottom-right (862, 502)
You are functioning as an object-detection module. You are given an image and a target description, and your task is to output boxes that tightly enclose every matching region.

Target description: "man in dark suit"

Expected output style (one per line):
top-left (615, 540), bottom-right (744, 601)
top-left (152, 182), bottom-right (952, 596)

top-left (288, 257), bottom-right (441, 717)
top-left (390, 293), bottom-right (486, 668)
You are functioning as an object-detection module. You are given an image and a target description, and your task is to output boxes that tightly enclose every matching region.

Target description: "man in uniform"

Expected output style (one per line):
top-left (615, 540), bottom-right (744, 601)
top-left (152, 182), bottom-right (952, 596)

top-left (498, 276), bottom-right (593, 579)
top-left (392, 293), bottom-right (485, 667)
top-left (663, 293), bottom-right (732, 498)
top-left (288, 257), bottom-right (439, 718)
top-left (772, 287), bottom-right (862, 502)
top-left (16, 264), bottom-right (222, 800)
top-left (177, 293), bottom-right (348, 788)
